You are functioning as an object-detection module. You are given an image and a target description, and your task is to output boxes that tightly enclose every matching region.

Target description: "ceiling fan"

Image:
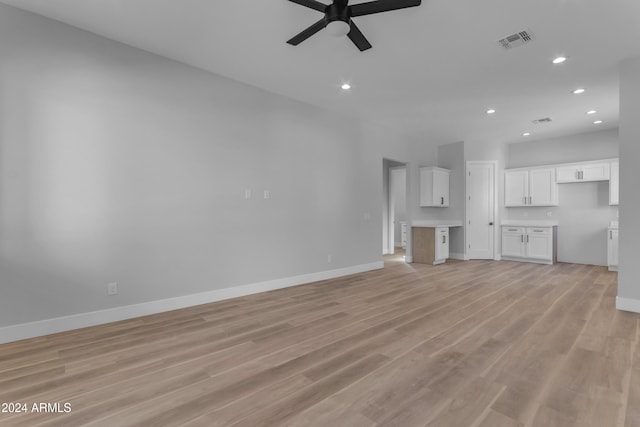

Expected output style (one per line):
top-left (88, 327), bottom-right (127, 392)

top-left (287, 0), bottom-right (422, 51)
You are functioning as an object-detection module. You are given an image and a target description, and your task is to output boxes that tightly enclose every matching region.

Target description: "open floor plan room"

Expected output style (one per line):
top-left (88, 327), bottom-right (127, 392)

top-left (0, 259), bottom-right (635, 427)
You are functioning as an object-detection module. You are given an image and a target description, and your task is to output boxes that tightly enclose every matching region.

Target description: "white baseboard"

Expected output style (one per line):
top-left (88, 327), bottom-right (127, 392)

top-left (616, 296), bottom-right (640, 314)
top-left (450, 252), bottom-right (466, 261)
top-left (382, 249), bottom-right (390, 255)
top-left (0, 261), bottom-right (384, 344)
top-left (405, 256), bottom-right (413, 263)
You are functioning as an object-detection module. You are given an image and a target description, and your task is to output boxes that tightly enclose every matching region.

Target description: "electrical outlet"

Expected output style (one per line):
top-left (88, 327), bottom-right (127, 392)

top-left (327, 254), bottom-right (332, 263)
top-left (547, 211), bottom-right (553, 217)
top-left (264, 190), bottom-right (271, 200)
top-left (107, 282), bottom-right (118, 296)
top-left (244, 188), bottom-right (251, 199)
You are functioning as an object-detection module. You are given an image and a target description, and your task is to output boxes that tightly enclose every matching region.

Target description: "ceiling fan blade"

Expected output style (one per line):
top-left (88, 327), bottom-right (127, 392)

top-left (288, 0), bottom-right (327, 13)
top-left (347, 21), bottom-right (372, 51)
top-left (350, 0), bottom-right (421, 17)
top-left (287, 18), bottom-right (327, 45)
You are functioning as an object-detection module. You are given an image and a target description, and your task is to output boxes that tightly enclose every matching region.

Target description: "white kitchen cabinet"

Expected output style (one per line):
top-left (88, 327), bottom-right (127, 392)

top-left (504, 168), bottom-right (558, 207)
top-left (608, 225), bottom-right (619, 271)
top-left (609, 159), bottom-right (619, 206)
top-left (501, 227), bottom-right (526, 258)
top-left (420, 167), bottom-right (450, 207)
top-left (556, 162), bottom-right (610, 183)
top-left (501, 226), bottom-right (557, 264)
top-left (435, 227), bottom-right (449, 263)
top-left (400, 222), bottom-right (407, 249)
top-left (412, 226), bottom-right (449, 265)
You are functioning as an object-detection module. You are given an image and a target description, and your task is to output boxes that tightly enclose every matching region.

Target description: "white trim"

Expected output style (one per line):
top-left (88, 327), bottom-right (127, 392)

top-left (0, 261), bottom-right (383, 344)
top-left (616, 296), bottom-right (640, 314)
top-left (450, 252), bottom-right (466, 260)
top-left (405, 255), bottom-right (414, 263)
top-left (382, 249), bottom-right (390, 255)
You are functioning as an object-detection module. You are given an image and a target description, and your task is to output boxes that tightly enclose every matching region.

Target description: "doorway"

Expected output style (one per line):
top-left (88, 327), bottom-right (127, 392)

top-left (466, 161), bottom-right (497, 259)
top-left (383, 159), bottom-right (407, 256)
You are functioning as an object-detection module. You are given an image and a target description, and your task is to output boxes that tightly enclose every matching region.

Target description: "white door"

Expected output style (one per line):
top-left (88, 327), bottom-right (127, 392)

top-left (609, 229), bottom-right (619, 268)
top-left (581, 162), bottom-right (610, 181)
top-left (526, 228), bottom-right (552, 261)
top-left (467, 162), bottom-right (496, 259)
top-left (504, 170), bottom-right (528, 206)
top-left (435, 227), bottom-right (449, 261)
top-left (502, 228), bottom-right (525, 257)
top-left (529, 168), bottom-right (556, 206)
top-left (433, 170), bottom-right (450, 206)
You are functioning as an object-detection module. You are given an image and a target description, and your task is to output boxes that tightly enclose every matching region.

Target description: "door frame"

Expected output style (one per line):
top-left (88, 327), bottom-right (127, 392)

top-left (465, 160), bottom-right (499, 260)
top-left (382, 159), bottom-right (408, 256)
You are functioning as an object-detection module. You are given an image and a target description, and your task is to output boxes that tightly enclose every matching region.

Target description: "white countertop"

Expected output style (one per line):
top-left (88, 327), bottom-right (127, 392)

top-left (412, 220), bottom-right (464, 228)
top-left (501, 220), bottom-right (559, 227)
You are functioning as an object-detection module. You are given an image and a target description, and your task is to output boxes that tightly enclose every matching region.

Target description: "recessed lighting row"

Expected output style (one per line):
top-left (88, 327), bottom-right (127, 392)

top-left (516, 56), bottom-right (604, 136)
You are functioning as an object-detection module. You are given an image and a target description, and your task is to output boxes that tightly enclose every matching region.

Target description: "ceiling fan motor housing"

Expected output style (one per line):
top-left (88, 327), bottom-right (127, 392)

top-left (325, 2), bottom-right (351, 26)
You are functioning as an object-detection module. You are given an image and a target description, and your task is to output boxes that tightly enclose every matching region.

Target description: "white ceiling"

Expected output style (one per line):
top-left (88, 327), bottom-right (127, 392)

top-left (2, 0), bottom-right (640, 145)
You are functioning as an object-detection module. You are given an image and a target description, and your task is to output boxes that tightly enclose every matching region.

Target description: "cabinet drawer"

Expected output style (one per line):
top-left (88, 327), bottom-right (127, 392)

top-left (526, 227), bottom-right (549, 235)
top-left (502, 227), bottom-right (525, 234)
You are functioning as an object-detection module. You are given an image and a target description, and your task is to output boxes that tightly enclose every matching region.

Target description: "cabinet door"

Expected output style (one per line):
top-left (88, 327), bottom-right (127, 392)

top-left (556, 166), bottom-right (580, 183)
top-left (401, 223), bottom-right (408, 248)
top-left (502, 228), bottom-right (525, 257)
top-left (420, 167), bottom-right (450, 207)
top-left (608, 229), bottom-right (619, 268)
top-left (433, 170), bottom-right (450, 206)
top-left (581, 162), bottom-right (610, 181)
top-left (529, 168), bottom-right (558, 206)
top-left (504, 171), bottom-right (528, 206)
top-left (609, 160), bottom-right (619, 205)
top-left (525, 228), bottom-right (552, 261)
top-left (435, 228), bottom-right (449, 262)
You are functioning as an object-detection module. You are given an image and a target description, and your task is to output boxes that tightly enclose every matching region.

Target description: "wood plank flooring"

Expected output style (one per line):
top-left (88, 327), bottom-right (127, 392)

top-left (0, 254), bottom-right (637, 426)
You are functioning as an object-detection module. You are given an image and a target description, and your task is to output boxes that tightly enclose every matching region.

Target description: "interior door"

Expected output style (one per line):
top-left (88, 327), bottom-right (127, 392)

top-left (467, 162), bottom-right (496, 259)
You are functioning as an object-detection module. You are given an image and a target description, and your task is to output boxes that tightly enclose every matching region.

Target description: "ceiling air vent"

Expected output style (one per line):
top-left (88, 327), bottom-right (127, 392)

top-left (532, 117), bottom-right (553, 125)
top-left (497, 29), bottom-right (535, 50)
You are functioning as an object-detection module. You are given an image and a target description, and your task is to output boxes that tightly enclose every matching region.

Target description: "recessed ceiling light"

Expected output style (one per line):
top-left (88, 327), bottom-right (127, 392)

top-left (341, 83), bottom-right (351, 90)
top-left (552, 56), bottom-right (567, 64)
top-left (523, 132), bottom-right (531, 136)
top-left (572, 88), bottom-right (586, 94)
top-left (593, 120), bottom-right (603, 124)
top-left (486, 109), bottom-right (496, 114)
top-left (586, 110), bottom-right (597, 115)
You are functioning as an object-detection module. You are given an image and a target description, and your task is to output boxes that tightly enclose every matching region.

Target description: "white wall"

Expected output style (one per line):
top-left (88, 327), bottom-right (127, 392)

top-left (0, 4), bottom-right (384, 331)
top-left (437, 141), bottom-right (465, 256)
top-left (505, 130), bottom-right (619, 265)
top-left (618, 57), bottom-right (640, 308)
top-left (508, 128), bottom-right (618, 168)
top-left (390, 167), bottom-right (407, 247)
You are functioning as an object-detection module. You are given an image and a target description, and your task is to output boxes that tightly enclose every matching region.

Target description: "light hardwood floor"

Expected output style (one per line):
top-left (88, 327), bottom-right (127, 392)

top-left (1, 255), bottom-right (638, 427)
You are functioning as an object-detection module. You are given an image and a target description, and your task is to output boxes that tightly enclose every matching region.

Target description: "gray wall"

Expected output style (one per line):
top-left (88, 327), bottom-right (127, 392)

top-left (0, 5), bottom-right (382, 327)
top-left (619, 57), bottom-right (640, 302)
top-left (390, 167), bottom-right (407, 246)
top-left (505, 130), bottom-right (619, 265)
top-left (508, 128), bottom-right (619, 168)
top-left (437, 141), bottom-right (465, 255)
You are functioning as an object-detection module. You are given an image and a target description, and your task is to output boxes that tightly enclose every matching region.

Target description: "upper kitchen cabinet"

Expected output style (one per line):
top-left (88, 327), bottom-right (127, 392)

top-left (556, 161), bottom-right (610, 183)
top-left (504, 168), bottom-right (558, 207)
top-left (420, 167), bottom-right (450, 207)
top-left (610, 159), bottom-right (619, 205)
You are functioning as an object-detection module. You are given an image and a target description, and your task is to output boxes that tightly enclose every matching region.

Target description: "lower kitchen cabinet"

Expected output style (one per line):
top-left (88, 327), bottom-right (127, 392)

top-left (412, 227), bottom-right (449, 265)
top-left (501, 226), bottom-right (557, 265)
top-left (608, 226), bottom-right (619, 271)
